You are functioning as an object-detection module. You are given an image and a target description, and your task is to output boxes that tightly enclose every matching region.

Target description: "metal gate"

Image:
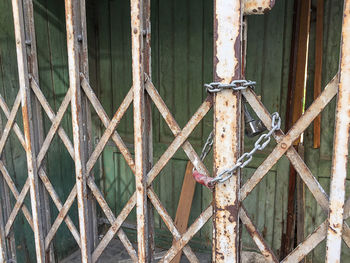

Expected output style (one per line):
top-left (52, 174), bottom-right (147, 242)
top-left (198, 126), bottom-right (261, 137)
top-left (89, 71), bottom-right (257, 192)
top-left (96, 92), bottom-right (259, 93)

top-left (0, 0), bottom-right (350, 262)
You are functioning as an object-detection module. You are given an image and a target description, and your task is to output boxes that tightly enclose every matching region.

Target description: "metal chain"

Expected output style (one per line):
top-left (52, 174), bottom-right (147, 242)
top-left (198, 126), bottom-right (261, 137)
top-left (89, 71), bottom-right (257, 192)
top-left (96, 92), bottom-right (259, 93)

top-left (199, 131), bottom-right (213, 161)
top-left (193, 131), bottom-right (214, 172)
top-left (195, 80), bottom-right (281, 187)
top-left (205, 79), bottom-right (256, 93)
top-left (209, 112), bottom-right (281, 185)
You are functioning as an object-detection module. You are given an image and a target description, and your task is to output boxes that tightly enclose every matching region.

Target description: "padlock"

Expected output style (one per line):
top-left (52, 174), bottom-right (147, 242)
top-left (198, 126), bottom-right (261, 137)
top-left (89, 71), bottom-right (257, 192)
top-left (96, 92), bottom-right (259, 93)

top-left (244, 102), bottom-right (266, 138)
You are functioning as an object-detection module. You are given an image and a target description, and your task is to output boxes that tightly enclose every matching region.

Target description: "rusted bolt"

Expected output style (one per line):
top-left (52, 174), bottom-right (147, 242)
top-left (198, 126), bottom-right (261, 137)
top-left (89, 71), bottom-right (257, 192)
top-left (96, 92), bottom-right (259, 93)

top-left (281, 142), bottom-right (287, 149)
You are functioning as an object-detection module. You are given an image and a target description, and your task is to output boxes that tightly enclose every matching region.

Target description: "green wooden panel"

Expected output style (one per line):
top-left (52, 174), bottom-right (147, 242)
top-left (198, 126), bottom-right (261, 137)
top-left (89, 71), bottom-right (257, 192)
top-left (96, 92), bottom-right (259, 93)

top-left (302, 0), bottom-right (350, 262)
top-left (0, 0), bottom-right (305, 260)
top-left (0, 0), bottom-right (36, 261)
top-left (98, 0), bottom-right (294, 257)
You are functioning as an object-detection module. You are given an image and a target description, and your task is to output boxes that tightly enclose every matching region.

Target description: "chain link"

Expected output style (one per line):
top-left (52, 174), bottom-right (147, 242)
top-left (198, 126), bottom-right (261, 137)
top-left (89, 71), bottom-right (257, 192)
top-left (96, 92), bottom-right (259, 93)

top-left (193, 131), bottom-right (214, 173)
top-left (205, 80), bottom-right (256, 93)
top-left (200, 131), bottom-right (214, 161)
top-left (195, 80), bottom-right (281, 187)
top-left (209, 112), bottom-right (281, 185)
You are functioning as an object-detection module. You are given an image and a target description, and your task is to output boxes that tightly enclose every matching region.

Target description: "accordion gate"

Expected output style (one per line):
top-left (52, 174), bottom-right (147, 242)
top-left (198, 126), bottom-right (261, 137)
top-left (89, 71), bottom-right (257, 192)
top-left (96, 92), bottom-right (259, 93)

top-left (0, 0), bottom-right (350, 262)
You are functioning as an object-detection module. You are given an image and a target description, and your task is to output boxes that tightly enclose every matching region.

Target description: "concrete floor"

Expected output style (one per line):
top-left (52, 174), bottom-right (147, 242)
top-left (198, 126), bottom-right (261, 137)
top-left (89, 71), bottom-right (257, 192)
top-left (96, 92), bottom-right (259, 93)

top-left (61, 239), bottom-right (266, 263)
top-left (60, 239), bottom-right (212, 263)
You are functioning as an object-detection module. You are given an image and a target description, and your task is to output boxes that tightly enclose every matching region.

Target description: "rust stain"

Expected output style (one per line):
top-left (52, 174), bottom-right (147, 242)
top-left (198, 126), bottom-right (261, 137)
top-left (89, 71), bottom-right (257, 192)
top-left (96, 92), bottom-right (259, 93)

top-left (244, 0), bottom-right (275, 15)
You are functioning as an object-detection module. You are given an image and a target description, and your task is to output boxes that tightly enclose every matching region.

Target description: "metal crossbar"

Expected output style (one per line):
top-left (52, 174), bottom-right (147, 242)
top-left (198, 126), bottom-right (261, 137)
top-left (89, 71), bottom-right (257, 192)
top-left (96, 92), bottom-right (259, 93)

top-left (0, 68), bottom-right (81, 249)
top-left (239, 73), bottom-right (350, 262)
top-left (80, 75), bottom-right (213, 262)
top-left (1, 0), bottom-right (350, 262)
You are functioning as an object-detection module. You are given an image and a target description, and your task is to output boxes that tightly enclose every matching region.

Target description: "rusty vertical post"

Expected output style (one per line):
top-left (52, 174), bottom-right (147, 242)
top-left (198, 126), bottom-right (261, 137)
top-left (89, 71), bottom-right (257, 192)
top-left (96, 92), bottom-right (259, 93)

top-left (65, 0), bottom-right (96, 262)
top-left (79, 0), bottom-right (99, 251)
top-left (325, 0), bottom-right (350, 261)
top-left (11, 0), bottom-right (46, 261)
top-left (212, 0), bottom-right (242, 262)
top-left (131, 0), bottom-right (150, 262)
top-left (22, 0), bottom-right (55, 260)
top-left (143, 0), bottom-right (155, 260)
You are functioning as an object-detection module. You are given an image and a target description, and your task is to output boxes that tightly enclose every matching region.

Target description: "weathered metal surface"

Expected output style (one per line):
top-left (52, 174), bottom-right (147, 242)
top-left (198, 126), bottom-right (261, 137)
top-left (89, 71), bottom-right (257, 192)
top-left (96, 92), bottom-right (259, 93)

top-left (42, 71), bottom-right (138, 261)
top-left (81, 77), bottom-right (133, 174)
top-left (92, 194), bottom-right (137, 262)
top-left (326, 0), bottom-right (350, 261)
top-left (242, 76), bottom-right (338, 207)
top-left (39, 168), bottom-right (81, 249)
top-left (81, 76), bottom-right (135, 173)
top-left (64, 0), bottom-right (92, 261)
top-left (130, 0), bottom-right (149, 261)
top-left (213, 0), bottom-right (242, 262)
top-left (281, 221), bottom-right (327, 263)
top-left (244, 0), bottom-right (275, 15)
top-left (0, 92), bottom-right (21, 156)
top-left (241, 75), bottom-right (350, 260)
top-left (4, 178), bottom-right (31, 235)
top-left (81, 76), bottom-right (137, 260)
top-left (142, 1), bottom-right (155, 259)
top-left (0, 75), bottom-right (81, 248)
top-left (0, 164), bottom-right (33, 231)
top-left (147, 188), bottom-right (199, 263)
top-left (147, 96), bottom-right (212, 185)
top-left (4, 1), bottom-right (350, 262)
top-left (145, 80), bottom-right (210, 176)
top-left (30, 79), bottom-right (74, 159)
top-left (241, 77), bottom-right (338, 201)
top-left (159, 205), bottom-right (213, 263)
top-left (85, 76), bottom-right (212, 262)
top-left (11, 0), bottom-right (46, 261)
top-left (0, 112), bottom-right (14, 262)
top-left (280, 194), bottom-right (350, 262)
top-left (45, 186), bottom-right (78, 248)
top-left (239, 206), bottom-right (278, 262)
top-left (87, 180), bottom-right (137, 262)
top-left (21, 0), bottom-right (54, 259)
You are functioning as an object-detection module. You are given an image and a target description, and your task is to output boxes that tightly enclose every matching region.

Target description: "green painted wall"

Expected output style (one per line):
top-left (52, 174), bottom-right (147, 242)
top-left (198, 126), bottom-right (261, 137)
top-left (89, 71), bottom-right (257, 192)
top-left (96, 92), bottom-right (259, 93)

top-left (96, 0), bottom-right (294, 257)
top-left (0, 0), bottom-right (348, 261)
top-left (303, 0), bottom-right (350, 262)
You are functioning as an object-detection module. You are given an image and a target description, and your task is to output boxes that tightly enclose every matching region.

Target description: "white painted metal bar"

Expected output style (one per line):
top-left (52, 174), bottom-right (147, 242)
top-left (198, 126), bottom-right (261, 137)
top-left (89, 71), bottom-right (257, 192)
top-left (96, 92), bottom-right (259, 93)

top-left (326, 0), bottom-right (350, 261)
top-left (11, 0), bottom-right (47, 261)
top-left (21, 0), bottom-right (54, 259)
top-left (131, 0), bottom-right (149, 262)
top-left (213, 0), bottom-right (242, 262)
top-left (64, 0), bottom-right (94, 261)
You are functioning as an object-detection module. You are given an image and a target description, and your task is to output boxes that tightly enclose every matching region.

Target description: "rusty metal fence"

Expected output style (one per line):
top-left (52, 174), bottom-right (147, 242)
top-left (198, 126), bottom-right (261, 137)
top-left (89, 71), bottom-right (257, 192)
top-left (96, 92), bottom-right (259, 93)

top-left (0, 0), bottom-right (350, 262)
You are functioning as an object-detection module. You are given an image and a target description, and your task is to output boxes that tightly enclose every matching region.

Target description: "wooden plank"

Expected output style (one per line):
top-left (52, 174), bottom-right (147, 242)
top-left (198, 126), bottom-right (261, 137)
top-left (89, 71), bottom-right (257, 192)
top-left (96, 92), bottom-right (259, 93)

top-left (171, 162), bottom-right (196, 263)
top-left (292, 0), bottom-right (311, 129)
top-left (282, 0), bottom-right (311, 257)
top-left (313, 0), bottom-right (324, 149)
